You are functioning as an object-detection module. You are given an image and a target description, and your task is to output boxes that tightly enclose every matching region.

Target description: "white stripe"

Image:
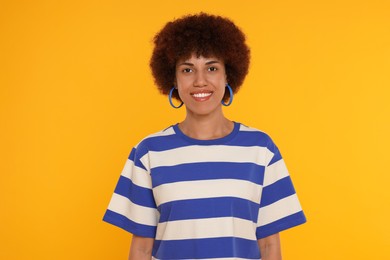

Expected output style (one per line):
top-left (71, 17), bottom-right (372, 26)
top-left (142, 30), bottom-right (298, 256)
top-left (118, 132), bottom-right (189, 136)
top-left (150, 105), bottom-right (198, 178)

top-left (120, 159), bottom-right (151, 189)
top-left (133, 130), bottom-right (177, 171)
top-left (263, 159), bottom-right (289, 187)
top-left (239, 124), bottom-right (263, 133)
top-left (146, 145), bottom-right (268, 168)
top-left (155, 217), bottom-right (257, 241)
top-left (153, 179), bottom-right (262, 206)
top-left (264, 147), bottom-right (275, 166)
top-left (139, 153), bottom-right (150, 171)
top-left (237, 125), bottom-right (275, 166)
top-left (257, 194), bottom-right (302, 227)
top-left (107, 193), bottom-right (158, 226)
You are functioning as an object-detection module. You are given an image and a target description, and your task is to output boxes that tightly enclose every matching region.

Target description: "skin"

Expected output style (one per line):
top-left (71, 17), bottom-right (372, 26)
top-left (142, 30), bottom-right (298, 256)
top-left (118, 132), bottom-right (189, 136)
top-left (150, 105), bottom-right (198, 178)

top-left (128, 235), bottom-right (153, 260)
top-left (258, 233), bottom-right (282, 260)
top-left (128, 54), bottom-right (282, 260)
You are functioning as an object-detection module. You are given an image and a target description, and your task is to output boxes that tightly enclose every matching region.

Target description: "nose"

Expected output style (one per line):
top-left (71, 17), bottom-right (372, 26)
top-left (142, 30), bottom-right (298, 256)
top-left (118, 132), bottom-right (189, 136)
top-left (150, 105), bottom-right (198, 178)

top-left (194, 70), bottom-right (207, 87)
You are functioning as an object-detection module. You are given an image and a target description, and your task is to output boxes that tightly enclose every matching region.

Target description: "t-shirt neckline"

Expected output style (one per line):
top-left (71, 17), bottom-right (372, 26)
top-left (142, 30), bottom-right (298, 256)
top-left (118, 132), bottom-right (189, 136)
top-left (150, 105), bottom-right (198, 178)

top-left (172, 121), bottom-right (240, 145)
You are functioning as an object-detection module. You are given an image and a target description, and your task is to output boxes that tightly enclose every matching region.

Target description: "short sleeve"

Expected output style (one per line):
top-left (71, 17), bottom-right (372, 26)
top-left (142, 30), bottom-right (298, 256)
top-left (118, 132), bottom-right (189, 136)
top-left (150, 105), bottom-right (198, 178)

top-left (103, 145), bottom-right (158, 238)
top-left (256, 138), bottom-right (306, 239)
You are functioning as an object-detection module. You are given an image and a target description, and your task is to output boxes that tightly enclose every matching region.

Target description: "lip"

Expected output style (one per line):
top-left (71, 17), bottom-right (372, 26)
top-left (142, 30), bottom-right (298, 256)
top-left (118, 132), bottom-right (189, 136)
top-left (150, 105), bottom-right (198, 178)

top-left (190, 91), bottom-right (213, 102)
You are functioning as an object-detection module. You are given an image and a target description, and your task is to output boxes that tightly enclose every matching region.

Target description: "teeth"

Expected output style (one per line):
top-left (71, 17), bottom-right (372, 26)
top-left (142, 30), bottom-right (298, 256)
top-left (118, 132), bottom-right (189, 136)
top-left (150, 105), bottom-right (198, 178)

top-left (192, 93), bottom-right (212, 98)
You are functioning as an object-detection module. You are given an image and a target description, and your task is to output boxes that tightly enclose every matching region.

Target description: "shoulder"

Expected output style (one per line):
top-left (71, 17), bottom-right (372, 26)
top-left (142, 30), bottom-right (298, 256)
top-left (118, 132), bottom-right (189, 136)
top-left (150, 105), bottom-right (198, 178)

top-left (137, 125), bottom-right (175, 145)
top-left (236, 123), bottom-right (282, 159)
top-left (237, 122), bottom-right (274, 145)
top-left (238, 123), bottom-right (268, 135)
top-left (133, 125), bottom-right (177, 154)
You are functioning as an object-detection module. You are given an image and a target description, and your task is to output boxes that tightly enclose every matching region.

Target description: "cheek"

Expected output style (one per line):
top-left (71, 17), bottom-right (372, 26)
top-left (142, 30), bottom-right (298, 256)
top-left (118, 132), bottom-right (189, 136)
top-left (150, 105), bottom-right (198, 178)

top-left (176, 76), bottom-right (192, 89)
top-left (176, 86), bottom-right (190, 102)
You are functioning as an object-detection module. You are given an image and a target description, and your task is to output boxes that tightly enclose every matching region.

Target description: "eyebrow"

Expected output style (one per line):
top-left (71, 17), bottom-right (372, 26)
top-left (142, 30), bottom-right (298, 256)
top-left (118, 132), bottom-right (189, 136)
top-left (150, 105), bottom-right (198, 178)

top-left (205, 60), bottom-right (221, 65)
top-left (178, 60), bottom-right (221, 66)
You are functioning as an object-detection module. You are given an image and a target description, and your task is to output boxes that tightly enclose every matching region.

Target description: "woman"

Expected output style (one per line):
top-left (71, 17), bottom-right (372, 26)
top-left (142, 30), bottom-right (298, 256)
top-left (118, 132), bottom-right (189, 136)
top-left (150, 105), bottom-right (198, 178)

top-left (103, 13), bottom-right (306, 260)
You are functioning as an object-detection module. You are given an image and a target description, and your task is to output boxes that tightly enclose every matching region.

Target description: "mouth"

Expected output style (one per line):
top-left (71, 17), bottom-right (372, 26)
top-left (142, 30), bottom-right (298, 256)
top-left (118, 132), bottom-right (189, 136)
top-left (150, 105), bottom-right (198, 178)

top-left (191, 91), bottom-right (213, 101)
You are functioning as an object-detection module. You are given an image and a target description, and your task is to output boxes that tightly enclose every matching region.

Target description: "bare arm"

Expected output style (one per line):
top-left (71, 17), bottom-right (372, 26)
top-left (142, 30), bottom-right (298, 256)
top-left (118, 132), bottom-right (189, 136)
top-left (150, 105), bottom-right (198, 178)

top-left (128, 235), bottom-right (154, 260)
top-left (258, 233), bottom-right (282, 260)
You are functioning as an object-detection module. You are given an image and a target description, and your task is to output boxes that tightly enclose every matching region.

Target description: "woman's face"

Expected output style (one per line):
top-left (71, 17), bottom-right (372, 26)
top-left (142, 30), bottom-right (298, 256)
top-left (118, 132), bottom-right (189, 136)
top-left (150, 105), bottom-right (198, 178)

top-left (175, 54), bottom-right (227, 117)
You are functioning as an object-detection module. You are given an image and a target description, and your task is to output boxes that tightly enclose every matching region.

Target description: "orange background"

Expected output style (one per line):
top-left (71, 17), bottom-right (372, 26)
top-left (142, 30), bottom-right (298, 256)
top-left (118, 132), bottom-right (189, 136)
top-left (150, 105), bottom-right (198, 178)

top-left (1, 0), bottom-right (389, 259)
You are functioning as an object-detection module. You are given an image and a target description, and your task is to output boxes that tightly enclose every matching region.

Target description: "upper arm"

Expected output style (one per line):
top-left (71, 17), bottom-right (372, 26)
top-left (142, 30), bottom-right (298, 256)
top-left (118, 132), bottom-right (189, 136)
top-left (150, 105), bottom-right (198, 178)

top-left (258, 233), bottom-right (280, 249)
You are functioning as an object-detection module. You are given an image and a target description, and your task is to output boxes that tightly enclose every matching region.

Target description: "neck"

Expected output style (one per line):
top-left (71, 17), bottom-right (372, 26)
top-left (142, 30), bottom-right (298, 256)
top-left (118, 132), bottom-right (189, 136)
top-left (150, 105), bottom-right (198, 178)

top-left (179, 108), bottom-right (234, 140)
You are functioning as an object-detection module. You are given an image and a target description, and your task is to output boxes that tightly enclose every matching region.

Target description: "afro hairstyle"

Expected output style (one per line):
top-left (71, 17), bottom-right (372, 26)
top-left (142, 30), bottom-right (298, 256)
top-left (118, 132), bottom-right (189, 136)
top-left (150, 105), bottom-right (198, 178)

top-left (150, 13), bottom-right (250, 101)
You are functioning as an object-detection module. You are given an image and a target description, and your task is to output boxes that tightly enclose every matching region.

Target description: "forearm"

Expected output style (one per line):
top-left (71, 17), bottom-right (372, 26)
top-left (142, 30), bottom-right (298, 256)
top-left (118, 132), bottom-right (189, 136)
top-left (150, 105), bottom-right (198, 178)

top-left (258, 233), bottom-right (282, 260)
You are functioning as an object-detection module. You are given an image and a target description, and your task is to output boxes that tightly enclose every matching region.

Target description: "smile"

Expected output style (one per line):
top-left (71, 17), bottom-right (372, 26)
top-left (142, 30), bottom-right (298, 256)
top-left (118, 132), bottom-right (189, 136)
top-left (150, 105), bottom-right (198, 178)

top-left (190, 91), bottom-right (213, 102)
top-left (192, 92), bottom-right (212, 98)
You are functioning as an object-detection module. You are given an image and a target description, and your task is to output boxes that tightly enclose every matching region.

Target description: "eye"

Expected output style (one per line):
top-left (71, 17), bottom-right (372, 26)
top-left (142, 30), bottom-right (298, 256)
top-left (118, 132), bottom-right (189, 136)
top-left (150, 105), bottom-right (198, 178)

top-left (208, 66), bottom-right (218, 72)
top-left (182, 68), bottom-right (193, 73)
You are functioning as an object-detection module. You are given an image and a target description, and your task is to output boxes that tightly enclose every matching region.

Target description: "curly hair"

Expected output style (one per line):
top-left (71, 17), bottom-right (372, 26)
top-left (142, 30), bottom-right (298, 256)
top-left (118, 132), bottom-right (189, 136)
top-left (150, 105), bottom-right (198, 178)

top-left (150, 13), bottom-right (250, 101)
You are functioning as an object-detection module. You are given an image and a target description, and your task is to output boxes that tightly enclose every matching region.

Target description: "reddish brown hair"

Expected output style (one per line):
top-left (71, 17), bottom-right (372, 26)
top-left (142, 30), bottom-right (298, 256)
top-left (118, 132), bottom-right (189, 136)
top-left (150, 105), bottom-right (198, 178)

top-left (150, 13), bottom-right (250, 101)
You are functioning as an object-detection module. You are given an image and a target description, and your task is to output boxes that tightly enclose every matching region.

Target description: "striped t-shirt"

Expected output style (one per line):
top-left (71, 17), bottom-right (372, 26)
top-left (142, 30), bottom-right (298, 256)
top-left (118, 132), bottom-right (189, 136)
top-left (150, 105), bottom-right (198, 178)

top-left (103, 122), bottom-right (306, 259)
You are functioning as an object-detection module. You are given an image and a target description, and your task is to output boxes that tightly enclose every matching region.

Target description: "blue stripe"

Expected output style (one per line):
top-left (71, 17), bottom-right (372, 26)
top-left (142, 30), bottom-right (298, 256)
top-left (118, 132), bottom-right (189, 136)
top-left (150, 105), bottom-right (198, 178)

top-left (133, 158), bottom-right (147, 170)
top-left (140, 134), bottom-right (190, 152)
top-left (153, 237), bottom-right (260, 259)
top-left (128, 148), bottom-right (136, 161)
top-left (260, 177), bottom-right (296, 207)
top-left (103, 210), bottom-right (156, 238)
top-left (151, 162), bottom-right (265, 187)
top-left (128, 147), bottom-right (148, 171)
top-left (268, 147), bottom-right (282, 166)
top-left (136, 125), bottom-right (273, 153)
top-left (256, 211), bottom-right (306, 239)
top-left (230, 130), bottom-right (270, 147)
top-left (114, 176), bottom-right (156, 208)
top-left (158, 197), bottom-right (259, 223)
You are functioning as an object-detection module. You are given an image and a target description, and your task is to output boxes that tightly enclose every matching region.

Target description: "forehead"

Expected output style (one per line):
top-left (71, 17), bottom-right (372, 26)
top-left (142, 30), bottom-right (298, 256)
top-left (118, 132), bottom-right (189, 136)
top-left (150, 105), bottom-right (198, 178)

top-left (177, 53), bottom-right (224, 65)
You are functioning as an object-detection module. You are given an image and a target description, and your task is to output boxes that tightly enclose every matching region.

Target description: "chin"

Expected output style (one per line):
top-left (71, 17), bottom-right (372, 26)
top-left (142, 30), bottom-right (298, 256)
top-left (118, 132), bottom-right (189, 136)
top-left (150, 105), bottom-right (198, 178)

top-left (186, 104), bottom-right (222, 117)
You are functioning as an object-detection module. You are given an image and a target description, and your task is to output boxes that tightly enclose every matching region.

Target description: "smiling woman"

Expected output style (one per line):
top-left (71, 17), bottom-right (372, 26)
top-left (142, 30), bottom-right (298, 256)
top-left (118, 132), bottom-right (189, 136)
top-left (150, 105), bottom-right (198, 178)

top-left (103, 13), bottom-right (306, 260)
